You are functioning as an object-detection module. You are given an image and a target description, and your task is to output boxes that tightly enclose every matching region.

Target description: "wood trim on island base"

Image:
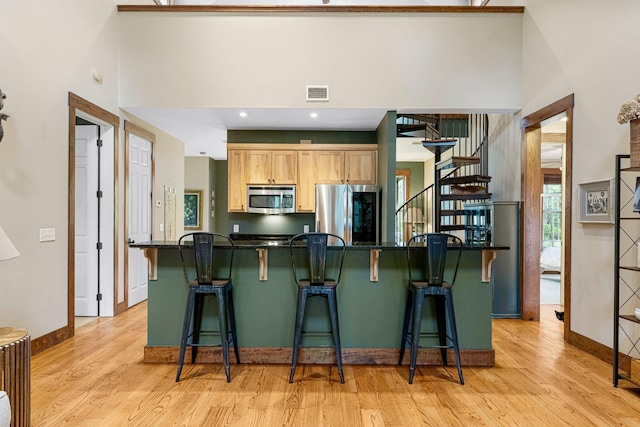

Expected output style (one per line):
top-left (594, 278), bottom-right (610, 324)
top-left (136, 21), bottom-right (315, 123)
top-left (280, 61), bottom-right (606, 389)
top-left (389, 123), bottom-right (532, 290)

top-left (144, 346), bottom-right (495, 366)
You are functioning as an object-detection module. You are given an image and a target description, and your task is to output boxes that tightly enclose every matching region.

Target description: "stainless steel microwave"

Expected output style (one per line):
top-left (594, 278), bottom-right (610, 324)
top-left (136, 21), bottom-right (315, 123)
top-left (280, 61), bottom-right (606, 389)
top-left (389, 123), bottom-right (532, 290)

top-left (246, 185), bottom-right (296, 214)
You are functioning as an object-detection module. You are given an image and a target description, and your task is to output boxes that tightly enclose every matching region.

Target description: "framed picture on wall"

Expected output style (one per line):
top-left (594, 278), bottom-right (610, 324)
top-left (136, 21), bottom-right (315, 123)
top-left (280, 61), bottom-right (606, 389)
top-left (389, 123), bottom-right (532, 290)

top-left (578, 179), bottom-right (614, 223)
top-left (184, 189), bottom-right (203, 230)
top-left (634, 177), bottom-right (640, 213)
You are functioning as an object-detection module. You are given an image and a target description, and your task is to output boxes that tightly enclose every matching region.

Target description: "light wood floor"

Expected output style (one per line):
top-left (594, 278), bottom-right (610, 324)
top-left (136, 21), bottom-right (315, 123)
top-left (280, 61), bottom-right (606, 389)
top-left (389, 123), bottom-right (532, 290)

top-left (32, 303), bottom-right (640, 426)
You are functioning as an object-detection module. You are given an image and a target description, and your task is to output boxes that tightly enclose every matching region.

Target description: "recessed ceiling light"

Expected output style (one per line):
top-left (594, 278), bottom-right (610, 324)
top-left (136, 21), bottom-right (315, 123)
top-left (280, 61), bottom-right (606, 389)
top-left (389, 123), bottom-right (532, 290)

top-left (239, 112), bottom-right (248, 118)
top-left (310, 112), bottom-right (319, 118)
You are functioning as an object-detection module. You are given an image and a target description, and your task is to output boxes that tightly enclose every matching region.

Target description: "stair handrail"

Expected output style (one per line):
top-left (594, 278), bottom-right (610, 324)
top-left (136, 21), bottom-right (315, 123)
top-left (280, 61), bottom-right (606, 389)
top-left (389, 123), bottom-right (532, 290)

top-left (395, 113), bottom-right (490, 242)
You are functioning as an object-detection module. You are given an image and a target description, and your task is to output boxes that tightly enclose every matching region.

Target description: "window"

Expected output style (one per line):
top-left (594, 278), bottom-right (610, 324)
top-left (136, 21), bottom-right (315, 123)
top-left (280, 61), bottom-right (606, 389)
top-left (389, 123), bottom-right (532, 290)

top-left (542, 184), bottom-right (562, 248)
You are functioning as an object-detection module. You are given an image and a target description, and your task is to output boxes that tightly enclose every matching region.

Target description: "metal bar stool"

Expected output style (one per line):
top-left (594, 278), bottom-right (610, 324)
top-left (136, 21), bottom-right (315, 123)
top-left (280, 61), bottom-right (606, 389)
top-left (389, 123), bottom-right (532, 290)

top-left (288, 232), bottom-right (346, 384)
top-left (176, 232), bottom-right (239, 383)
top-left (398, 233), bottom-right (464, 385)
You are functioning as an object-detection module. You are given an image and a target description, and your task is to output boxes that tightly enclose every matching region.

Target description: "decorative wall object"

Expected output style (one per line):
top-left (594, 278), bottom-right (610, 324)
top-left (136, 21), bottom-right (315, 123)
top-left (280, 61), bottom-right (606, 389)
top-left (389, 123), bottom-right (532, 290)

top-left (0, 87), bottom-right (8, 143)
top-left (164, 186), bottom-right (176, 241)
top-left (578, 178), bottom-right (614, 223)
top-left (184, 190), bottom-right (202, 230)
top-left (0, 226), bottom-right (19, 261)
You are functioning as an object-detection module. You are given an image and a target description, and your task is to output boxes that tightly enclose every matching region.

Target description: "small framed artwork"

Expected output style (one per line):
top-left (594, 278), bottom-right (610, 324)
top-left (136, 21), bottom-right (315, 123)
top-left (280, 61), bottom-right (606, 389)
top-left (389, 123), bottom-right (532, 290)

top-left (578, 179), bottom-right (614, 223)
top-left (634, 177), bottom-right (640, 213)
top-left (184, 189), bottom-right (203, 230)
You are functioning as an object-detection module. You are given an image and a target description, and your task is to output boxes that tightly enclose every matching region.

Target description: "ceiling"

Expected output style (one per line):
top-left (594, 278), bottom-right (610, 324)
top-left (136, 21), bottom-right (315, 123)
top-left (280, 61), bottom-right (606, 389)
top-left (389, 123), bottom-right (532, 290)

top-left (540, 113), bottom-right (566, 169)
top-left (124, 106), bottom-right (563, 165)
top-left (125, 107), bottom-right (404, 160)
top-left (126, 106), bottom-right (445, 162)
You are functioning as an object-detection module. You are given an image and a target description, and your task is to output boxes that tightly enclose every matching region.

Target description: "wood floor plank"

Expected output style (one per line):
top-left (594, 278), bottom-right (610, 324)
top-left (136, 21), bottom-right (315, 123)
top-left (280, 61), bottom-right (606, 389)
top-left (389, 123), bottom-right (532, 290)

top-left (30, 302), bottom-right (640, 426)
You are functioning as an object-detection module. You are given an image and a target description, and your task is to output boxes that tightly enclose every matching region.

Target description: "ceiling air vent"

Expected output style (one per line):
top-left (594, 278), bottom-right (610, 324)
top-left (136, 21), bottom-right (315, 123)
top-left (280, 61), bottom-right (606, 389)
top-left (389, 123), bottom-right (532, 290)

top-left (306, 85), bottom-right (329, 102)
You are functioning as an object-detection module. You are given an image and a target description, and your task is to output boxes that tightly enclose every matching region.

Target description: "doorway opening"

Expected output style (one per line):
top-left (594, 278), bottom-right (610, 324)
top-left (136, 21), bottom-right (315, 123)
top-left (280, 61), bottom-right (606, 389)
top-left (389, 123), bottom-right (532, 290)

top-left (539, 113), bottom-right (566, 323)
top-left (521, 94), bottom-right (573, 340)
top-left (68, 93), bottom-right (120, 333)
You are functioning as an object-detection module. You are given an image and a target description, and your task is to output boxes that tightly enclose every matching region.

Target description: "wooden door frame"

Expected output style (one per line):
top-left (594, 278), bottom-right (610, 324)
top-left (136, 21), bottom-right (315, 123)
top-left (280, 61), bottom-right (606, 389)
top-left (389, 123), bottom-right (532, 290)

top-left (521, 94), bottom-right (573, 340)
top-left (68, 94), bottom-right (120, 329)
top-left (123, 120), bottom-right (156, 313)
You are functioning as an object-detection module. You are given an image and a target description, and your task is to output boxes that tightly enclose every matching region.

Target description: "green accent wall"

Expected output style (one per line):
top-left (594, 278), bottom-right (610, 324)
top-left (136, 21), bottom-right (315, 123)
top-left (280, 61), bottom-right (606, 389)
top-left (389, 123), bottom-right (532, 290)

top-left (147, 247), bottom-right (492, 350)
top-left (377, 111), bottom-right (397, 243)
top-left (209, 158), bottom-right (217, 232)
top-left (227, 130), bottom-right (377, 144)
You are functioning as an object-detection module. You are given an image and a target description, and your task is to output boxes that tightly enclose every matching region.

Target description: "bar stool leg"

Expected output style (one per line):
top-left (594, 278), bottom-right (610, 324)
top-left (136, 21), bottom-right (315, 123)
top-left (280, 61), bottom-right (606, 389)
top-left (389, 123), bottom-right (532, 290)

top-left (176, 288), bottom-right (196, 382)
top-left (327, 289), bottom-right (344, 384)
top-left (409, 290), bottom-right (425, 385)
top-left (217, 288), bottom-right (231, 383)
top-left (435, 296), bottom-right (448, 366)
top-left (227, 287), bottom-right (240, 364)
top-left (398, 287), bottom-right (414, 365)
top-left (446, 291), bottom-right (464, 385)
top-left (192, 293), bottom-right (205, 363)
top-left (289, 289), bottom-right (308, 383)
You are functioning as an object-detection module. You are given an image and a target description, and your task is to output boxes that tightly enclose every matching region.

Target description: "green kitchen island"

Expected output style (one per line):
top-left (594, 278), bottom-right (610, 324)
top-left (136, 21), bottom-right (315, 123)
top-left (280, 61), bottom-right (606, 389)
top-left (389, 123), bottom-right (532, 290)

top-left (132, 240), bottom-right (507, 367)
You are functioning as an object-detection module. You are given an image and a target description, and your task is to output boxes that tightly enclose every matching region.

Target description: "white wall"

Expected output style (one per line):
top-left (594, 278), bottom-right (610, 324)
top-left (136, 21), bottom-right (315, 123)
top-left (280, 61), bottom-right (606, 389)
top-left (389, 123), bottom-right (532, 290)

top-left (488, 113), bottom-right (522, 202)
top-left (0, 0), bottom-right (120, 338)
top-left (522, 0), bottom-right (640, 346)
top-left (117, 11), bottom-right (523, 112)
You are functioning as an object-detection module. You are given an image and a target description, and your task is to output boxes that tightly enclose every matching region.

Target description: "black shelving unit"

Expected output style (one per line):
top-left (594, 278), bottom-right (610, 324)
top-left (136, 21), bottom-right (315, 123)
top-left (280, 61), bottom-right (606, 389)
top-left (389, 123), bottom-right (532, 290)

top-left (613, 154), bottom-right (640, 387)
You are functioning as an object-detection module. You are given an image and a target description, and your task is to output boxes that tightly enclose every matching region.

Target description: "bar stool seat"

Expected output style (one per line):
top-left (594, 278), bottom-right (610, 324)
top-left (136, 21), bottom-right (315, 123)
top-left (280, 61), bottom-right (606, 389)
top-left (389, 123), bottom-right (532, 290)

top-left (288, 232), bottom-right (346, 384)
top-left (176, 232), bottom-right (239, 383)
top-left (398, 233), bottom-right (464, 385)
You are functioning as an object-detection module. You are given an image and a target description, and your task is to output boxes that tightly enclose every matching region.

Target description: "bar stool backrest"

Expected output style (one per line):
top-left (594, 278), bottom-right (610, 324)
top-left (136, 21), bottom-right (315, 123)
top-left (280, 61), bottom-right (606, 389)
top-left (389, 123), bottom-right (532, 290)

top-left (178, 232), bottom-right (234, 285)
top-left (407, 233), bottom-right (463, 286)
top-left (289, 232), bottom-right (346, 286)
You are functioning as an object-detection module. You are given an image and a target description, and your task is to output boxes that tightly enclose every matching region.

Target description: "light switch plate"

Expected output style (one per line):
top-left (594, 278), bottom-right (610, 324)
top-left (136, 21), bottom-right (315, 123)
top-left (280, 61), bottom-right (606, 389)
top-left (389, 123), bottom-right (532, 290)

top-left (304, 225), bottom-right (310, 233)
top-left (233, 224), bottom-right (239, 233)
top-left (40, 228), bottom-right (55, 242)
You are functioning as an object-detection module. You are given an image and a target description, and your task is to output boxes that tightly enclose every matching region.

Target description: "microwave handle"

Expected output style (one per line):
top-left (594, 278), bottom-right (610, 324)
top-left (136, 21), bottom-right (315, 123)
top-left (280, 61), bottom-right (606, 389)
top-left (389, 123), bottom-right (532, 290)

top-left (280, 190), bottom-right (283, 213)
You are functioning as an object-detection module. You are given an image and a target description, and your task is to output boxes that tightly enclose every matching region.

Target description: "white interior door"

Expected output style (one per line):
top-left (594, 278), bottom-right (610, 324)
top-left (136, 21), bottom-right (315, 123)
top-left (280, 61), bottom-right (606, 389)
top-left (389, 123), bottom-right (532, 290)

top-left (75, 125), bottom-right (99, 316)
top-left (128, 135), bottom-right (152, 307)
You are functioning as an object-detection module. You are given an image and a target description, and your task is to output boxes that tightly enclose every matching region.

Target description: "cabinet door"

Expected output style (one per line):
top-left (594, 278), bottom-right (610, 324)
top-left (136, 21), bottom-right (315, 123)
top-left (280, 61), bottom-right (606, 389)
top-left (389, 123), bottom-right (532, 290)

top-left (314, 151), bottom-right (344, 184)
top-left (227, 150), bottom-right (247, 212)
top-left (272, 151), bottom-right (297, 184)
top-left (246, 150), bottom-right (272, 184)
top-left (297, 151), bottom-right (315, 212)
top-left (345, 150), bottom-right (377, 184)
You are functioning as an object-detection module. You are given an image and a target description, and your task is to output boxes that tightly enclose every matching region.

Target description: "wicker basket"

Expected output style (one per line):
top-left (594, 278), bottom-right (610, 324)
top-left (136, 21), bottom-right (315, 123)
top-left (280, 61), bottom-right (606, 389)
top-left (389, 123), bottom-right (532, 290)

top-left (631, 119), bottom-right (640, 168)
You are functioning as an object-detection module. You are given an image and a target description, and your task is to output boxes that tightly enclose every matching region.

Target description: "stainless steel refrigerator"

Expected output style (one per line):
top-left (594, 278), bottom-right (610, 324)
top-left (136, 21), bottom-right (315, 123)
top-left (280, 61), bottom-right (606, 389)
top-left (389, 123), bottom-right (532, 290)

top-left (315, 184), bottom-right (381, 243)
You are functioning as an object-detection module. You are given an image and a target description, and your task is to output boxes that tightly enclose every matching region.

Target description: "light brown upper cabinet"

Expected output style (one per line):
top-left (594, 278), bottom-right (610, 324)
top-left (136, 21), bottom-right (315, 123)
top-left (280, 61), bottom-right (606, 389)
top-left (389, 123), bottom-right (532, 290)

top-left (228, 144), bottom-right (377, 213)
top-left (227, 149), bottom-right (247, 212)
top-left (297, 150), bottom-right (316, 212)
top-left (314, 150), bottom-right (377, 185)
top-left (345, 150), bottom-right (377, 184)
top-left (314, 151), bottom-right (345, 184)
top-left (246, 150), bottom-right (297, 184)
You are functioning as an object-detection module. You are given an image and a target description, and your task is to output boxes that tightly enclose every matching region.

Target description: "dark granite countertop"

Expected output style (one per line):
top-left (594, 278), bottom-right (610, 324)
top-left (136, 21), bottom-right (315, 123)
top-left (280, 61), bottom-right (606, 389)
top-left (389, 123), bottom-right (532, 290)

top-left (130, 239), bottom-right (509, 251)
